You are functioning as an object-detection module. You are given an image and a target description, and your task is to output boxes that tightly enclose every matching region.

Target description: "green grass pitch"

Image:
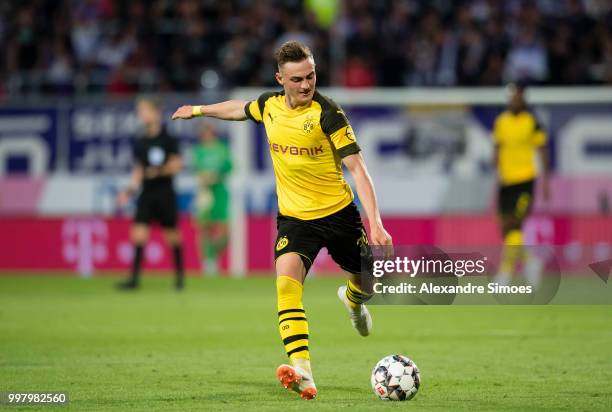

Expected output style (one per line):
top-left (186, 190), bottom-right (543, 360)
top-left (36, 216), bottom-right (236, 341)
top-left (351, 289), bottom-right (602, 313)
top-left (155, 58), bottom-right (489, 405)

top-left (1, 275), bottom-right (611, 411)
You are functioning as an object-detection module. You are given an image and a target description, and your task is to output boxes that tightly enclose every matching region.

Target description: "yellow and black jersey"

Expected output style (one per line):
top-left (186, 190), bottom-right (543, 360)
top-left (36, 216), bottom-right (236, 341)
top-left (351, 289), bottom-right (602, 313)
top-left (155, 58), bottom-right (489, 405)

top-left (493, 110), bottom-right (547, 186)
top-left (244, 90), bottom-right (360, 220)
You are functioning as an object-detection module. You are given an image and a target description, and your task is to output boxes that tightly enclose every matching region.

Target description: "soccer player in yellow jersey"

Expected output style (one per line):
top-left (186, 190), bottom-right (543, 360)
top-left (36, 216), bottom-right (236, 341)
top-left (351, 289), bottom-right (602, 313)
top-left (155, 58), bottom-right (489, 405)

top-left (171, 41), bottom-right (392, 400)
top-left (493, 83), bottom-right (550, 285)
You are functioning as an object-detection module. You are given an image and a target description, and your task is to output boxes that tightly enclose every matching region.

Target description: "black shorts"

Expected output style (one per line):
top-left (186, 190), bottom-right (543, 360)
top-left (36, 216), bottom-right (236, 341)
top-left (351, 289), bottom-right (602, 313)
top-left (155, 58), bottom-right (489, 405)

top-left (134, 185), bottom-right (178, 228)
top-left (498, 179), bottom-right (534, 219)
top-left (274, 202), bottom-right (371, 275)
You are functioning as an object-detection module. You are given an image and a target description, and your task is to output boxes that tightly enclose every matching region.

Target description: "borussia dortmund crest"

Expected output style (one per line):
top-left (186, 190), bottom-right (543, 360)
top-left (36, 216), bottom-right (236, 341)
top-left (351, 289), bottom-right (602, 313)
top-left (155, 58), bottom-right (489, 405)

top-left (357, 229), bottom-right (369, 248)
top-left (303, 116), bottom-right (315, 133)
top-left (276, 236), bottom-right (289, 251)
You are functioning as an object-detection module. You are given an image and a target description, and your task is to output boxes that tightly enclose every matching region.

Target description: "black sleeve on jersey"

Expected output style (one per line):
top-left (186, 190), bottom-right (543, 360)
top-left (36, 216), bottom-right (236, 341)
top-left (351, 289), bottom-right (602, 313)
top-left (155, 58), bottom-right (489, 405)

top-left (337, 142), bottom-right (360, 158)
top-left (244, 102), bottom-right (257, 122)
top-left (258, 92), bottom-right (279, 116)
top-left (245, 91), bottom-right (280, 123)
top-left (315, 92), bottom-right (349, 135)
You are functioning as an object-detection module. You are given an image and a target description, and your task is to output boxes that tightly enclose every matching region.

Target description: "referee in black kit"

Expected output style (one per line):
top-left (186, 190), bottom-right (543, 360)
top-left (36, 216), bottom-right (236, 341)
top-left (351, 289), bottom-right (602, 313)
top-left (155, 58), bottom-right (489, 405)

top-left (116, 96), bottom-right (185, 290)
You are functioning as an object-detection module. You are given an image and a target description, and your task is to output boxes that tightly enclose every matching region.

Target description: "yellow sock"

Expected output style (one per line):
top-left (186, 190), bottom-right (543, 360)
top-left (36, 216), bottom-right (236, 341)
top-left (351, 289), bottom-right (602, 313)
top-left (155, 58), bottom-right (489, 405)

top-left (292, 357), bottom-right (312, 376)
top-left (277, 276), bottom-right (310, 365)
top-left (500, 229), bottom-right (524, 273)
top-left (345, 279), bottom-right (372, 310)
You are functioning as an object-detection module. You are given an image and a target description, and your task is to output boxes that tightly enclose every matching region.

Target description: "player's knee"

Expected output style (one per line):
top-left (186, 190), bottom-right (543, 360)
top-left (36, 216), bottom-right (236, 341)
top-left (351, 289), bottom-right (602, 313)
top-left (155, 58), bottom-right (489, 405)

top-left (276, 253), bottom-right (307, 280)
top-left (131, 225), bottom-right (149, 243)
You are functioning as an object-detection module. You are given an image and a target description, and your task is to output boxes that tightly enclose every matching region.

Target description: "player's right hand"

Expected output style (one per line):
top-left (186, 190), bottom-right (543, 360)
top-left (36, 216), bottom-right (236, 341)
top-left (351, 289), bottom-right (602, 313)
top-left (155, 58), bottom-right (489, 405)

top-left (172, 105), bottom-right (194, 120)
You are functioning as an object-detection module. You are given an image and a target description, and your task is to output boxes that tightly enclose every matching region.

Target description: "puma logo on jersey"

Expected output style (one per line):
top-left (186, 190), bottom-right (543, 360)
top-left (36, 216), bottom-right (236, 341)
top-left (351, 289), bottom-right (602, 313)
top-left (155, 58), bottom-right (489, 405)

top-left (270, 143), bottom-right (324, 156)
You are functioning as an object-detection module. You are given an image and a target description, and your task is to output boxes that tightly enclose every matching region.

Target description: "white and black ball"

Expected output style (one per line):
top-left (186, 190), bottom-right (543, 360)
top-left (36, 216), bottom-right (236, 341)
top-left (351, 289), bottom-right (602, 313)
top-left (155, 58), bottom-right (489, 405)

top-left (371, 354), bottom-right (421, 401)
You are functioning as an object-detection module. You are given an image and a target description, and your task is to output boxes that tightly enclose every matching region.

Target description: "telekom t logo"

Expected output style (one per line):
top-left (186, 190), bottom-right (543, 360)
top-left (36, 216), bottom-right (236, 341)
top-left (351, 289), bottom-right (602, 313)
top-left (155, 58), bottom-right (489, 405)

top-left (62, 219), bottom-right (108, 276)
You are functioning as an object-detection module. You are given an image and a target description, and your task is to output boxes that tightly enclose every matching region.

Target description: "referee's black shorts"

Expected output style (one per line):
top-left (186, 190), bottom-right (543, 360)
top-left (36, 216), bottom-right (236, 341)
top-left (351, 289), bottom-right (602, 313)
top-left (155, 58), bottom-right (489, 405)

top-left (274, 202), bottom-right (371, 275)
top-left (134, 185), bottom-right (178, 228)
top-left (498, 179), bottom-right (534, 221)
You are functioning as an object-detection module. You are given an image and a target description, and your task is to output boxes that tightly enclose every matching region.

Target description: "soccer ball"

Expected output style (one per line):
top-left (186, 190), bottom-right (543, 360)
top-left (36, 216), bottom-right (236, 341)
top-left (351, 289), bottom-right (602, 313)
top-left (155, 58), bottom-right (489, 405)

top-left (371, 354), bottom-right (420, 401)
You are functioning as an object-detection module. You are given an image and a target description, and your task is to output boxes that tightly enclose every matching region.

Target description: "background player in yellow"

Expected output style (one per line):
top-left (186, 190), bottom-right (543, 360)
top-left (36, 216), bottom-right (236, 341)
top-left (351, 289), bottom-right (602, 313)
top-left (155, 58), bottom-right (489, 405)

top-left (493, 83), bottom-right (550, 286)
top-left (172, 41), bottom-right (392, 400)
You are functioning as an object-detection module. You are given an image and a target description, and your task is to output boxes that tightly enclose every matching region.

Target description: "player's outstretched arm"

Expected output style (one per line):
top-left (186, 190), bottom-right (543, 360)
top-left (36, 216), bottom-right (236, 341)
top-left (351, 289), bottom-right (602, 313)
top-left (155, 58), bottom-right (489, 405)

top-left (172, 100), bottom-right (248, 121)
top-left (343, 153), bottom-right (392, 248)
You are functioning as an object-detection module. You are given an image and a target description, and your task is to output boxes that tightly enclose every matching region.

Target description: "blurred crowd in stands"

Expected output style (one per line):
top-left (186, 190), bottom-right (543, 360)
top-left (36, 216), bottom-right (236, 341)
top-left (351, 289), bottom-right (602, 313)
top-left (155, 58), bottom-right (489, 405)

top-left (1, 0), bottom-right (611, 95)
